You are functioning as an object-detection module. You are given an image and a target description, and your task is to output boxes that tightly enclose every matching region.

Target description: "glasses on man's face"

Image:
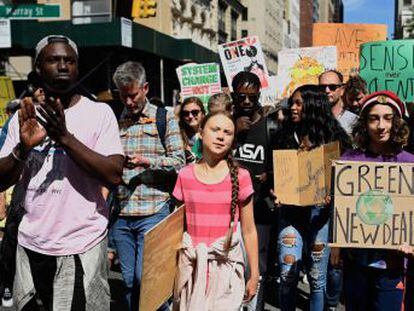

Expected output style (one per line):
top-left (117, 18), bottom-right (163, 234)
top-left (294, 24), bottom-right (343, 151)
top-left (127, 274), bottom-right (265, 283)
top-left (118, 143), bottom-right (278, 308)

top-left (232, 93), bottom-right (260, 103)
top-left (320, 84), bottom-right (343, 92)
top-left (182, 109), bottom-right (201, 118)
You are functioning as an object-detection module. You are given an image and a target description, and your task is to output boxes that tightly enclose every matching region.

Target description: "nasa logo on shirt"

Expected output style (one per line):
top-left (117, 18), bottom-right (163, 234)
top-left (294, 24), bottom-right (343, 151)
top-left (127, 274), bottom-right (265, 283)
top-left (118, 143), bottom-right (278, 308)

top-left (237, 143), bottom-right (265, 163)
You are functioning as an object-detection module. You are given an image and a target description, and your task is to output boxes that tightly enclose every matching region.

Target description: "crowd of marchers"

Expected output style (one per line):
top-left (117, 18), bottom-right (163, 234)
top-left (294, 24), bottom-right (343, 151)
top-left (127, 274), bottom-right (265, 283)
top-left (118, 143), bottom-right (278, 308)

top-left (0, 35), bottom-right (413, 311)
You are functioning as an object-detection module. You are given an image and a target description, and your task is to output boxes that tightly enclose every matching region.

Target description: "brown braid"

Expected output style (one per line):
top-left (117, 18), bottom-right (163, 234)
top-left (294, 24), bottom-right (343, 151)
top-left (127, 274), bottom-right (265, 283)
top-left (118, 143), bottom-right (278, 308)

top-left (224, 153), bottom-right (239, 251)
top-left (199, 111), bottom-right (238, 251)
top-left (227, 154), bottom-right (239, 226)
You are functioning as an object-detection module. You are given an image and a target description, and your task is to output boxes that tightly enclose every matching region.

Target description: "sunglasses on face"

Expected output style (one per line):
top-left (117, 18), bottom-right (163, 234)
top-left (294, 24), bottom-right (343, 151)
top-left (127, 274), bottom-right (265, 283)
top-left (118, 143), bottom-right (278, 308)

top-left (182, 109), bottom-right (201, 117)
top-left (232, 92), bottom-right (261, 103)
top-left (320, 84), bottom-right (343, 91)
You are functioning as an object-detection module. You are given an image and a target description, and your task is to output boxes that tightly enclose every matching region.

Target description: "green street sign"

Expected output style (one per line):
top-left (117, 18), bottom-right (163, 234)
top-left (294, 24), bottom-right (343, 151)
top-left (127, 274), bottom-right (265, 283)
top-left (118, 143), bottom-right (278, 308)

top-left (0, 4), bottom-right (61, 19)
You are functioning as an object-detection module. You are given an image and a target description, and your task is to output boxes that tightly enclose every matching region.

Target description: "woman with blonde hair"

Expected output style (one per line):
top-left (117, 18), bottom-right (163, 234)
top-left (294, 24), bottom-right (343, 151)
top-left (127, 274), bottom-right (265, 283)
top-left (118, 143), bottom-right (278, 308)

top-left (179, 97), bottom-right (206, 163)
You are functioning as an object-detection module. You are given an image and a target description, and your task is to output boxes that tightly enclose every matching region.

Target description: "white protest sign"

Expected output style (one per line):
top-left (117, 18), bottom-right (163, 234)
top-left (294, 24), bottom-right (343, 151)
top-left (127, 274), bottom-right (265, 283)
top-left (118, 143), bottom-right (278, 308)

top-left (219, 36), bottom-right (269, 91)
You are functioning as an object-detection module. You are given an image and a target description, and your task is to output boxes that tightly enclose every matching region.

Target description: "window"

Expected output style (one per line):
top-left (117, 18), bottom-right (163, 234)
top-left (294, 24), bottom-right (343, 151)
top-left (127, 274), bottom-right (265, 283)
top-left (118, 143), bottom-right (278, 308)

top-left (241, 29), bottom-right (248, 38)
top-left (242, 7), bottom-right (248, 21)
top-left (218, 2), bottom-right (227, 33)
top-left (231, 12), bottom-right (238, 41)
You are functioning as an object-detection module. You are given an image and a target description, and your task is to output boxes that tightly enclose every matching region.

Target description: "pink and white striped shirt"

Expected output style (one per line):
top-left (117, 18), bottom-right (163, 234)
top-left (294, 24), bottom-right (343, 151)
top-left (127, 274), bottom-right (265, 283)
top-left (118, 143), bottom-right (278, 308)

top-left (173, 164), bottom-right (254, 246)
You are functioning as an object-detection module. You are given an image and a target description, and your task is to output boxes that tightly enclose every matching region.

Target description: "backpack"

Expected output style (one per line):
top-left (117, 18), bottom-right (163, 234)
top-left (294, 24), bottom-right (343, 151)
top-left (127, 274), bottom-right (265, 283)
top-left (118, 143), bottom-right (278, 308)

top-left (107, 106), bottom-right (168, 227)
top-left (155, 106), bottom-right (167, 150)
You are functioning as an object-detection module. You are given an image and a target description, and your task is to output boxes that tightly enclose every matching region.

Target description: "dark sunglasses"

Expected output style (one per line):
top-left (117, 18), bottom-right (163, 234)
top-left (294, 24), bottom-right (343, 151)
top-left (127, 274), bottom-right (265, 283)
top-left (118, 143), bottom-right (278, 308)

top-left (182, 109), bottom-right (201, 117)
top-left (320, 84), bottom-right (343, 91)
top-left (232, 92), bottom-right (261, 103)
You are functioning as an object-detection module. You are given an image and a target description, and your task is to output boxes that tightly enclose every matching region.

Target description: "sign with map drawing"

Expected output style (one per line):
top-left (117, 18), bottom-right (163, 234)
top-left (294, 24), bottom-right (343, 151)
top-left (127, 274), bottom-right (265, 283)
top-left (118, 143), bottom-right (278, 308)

top-left (331, 161), bottom-right (414, 249)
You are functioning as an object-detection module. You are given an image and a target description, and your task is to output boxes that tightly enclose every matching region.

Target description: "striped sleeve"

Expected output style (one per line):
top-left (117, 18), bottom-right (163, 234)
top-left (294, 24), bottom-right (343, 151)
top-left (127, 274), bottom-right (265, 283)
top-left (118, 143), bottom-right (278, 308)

top-left (238, 168), bottom-right (254, 205)
top-left (172, 170), bottom-right (184, 202)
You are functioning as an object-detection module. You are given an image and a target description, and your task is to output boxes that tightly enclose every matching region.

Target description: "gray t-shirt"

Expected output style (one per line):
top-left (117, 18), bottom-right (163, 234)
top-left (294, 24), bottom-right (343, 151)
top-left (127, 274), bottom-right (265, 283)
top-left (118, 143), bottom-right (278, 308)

top-left (338, 110), bottom-right (358, 135)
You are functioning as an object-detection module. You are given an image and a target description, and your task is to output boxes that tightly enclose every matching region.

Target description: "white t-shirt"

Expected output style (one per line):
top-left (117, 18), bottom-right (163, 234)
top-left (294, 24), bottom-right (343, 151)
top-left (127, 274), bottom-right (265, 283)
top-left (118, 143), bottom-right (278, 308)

top-left (0, 96), bottom-right (123, 255)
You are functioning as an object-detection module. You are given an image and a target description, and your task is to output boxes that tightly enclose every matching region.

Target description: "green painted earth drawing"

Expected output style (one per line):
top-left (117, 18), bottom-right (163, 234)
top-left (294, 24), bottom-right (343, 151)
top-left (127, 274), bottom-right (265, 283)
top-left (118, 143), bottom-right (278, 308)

top-left (356, 190), bottom-right (393, 225)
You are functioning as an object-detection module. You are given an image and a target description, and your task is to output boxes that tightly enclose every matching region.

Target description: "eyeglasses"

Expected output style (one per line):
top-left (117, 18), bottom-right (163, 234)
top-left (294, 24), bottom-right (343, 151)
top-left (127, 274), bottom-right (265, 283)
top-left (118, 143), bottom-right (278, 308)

top-left (182, 109), bottom-right (201, 117)
top-left (232, 93), bottom-right (261, 103)
top-left (320, 84), bottom-right (343, 91)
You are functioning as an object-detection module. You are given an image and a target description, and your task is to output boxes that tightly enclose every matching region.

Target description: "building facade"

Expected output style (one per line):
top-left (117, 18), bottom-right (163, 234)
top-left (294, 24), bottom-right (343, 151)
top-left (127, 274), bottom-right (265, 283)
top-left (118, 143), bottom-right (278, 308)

top-left (299, 0), bottom-right (343, 47)
top-left (318, 0), bottom-right (343, 22)
top-left (142, 0), bottom-right (246, 52)
top-left (300, 0), bottom-right (316, 47)
top-left (395, 0), bottom-right (413, 39)
top-left (240, 0), bottom-right (284, 74)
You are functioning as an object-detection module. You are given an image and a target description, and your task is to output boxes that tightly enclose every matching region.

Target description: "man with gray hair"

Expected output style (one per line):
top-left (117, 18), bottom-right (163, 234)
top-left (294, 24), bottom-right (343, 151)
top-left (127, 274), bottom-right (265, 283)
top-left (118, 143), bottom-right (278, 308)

top-left (111, 61), bottom-right (185, 310)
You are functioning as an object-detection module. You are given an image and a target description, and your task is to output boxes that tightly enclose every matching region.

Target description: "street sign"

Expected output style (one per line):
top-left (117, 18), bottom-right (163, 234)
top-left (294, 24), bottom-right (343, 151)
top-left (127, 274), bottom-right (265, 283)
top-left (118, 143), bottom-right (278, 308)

top-left (0, 4), bottom-right (61, 19)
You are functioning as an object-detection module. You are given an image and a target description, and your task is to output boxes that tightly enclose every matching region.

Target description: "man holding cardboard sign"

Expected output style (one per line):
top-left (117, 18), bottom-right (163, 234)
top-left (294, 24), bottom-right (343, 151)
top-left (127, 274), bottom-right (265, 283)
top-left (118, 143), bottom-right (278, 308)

top-left (332, 91), bottom-right (414, 311)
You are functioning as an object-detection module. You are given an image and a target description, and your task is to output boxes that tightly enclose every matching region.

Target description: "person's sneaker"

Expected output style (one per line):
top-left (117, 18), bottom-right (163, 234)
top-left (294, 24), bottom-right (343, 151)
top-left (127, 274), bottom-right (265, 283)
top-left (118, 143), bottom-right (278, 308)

top-left (2, 287), bottom-right (14, 308)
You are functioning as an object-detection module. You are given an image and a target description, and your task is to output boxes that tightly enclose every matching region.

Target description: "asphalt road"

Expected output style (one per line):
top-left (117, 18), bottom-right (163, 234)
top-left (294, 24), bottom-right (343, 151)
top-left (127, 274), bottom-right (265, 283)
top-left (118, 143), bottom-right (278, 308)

top-left (0, 270), bottom-right (345, 311)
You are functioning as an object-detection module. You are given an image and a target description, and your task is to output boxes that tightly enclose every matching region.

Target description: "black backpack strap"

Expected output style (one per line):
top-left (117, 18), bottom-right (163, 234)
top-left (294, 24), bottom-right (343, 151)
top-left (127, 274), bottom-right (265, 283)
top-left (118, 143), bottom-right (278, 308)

top-left (156, 106), bottom-right (167, 151)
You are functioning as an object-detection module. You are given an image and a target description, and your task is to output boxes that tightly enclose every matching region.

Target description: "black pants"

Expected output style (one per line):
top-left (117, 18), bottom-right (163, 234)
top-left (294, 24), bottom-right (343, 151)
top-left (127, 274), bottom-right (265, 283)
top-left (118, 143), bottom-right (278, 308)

top-left (22, 248), bottom-right (86, 311)
top-left (0, 196), bottom-right (25, 289)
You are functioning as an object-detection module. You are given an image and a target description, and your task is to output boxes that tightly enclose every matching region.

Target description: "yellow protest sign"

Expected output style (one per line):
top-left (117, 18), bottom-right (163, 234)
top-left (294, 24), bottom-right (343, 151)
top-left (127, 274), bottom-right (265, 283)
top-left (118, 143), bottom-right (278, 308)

top-left (273, 142), bottom-right (340, 206)
top-left (0, 76), bottom-right (15, 126)
top-left (331, 161), bottom-right (414, 250)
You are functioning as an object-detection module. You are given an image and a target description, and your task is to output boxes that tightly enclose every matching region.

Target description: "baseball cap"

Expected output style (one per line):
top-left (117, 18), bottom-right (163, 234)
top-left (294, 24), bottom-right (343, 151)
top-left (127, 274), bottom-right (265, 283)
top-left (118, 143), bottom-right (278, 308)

top-left (34, 35), bottom-right (78, 64)
top-left (6, 99), bottom-right (20, 113)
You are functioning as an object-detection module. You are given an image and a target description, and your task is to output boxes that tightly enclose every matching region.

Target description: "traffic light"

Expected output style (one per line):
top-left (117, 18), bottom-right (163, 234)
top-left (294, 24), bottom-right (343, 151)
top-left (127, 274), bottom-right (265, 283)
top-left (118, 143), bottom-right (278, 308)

top-left (131, 0), bottom-right (157, 18)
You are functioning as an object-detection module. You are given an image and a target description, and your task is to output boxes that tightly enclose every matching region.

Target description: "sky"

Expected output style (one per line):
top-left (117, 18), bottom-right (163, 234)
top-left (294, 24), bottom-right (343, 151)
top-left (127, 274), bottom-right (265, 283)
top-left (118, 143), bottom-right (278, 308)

top-left (343, 0), bottom-right (395, 38)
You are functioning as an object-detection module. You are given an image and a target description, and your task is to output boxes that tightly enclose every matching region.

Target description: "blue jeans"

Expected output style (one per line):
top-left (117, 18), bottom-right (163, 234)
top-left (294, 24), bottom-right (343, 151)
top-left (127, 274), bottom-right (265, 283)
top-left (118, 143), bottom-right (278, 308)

top-left (325, 263), bottom-right (343, 308)
top-left (406, 259), bottom-right (414, 311)
top-left (111, 203), bottom-right (170, 311)
top-left (277, 206), bottom-right (330, 311)
top-left (344, 262), bottom-right (403, 311)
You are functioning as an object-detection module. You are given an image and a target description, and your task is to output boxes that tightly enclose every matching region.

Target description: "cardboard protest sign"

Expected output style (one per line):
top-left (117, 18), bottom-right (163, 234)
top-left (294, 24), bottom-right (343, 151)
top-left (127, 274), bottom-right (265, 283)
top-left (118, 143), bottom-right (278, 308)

top-left (312, 23), bottom-right (387, 78)
top-left (139, 206), bottom-right (184, 311)
top-left (176, 63), bottom-right (221, 104)
top-left (331, 161), bottom-right (414, 250)
top-left (273, 142), bottom-right (340, 206)
top-left (360, 40), bottom-right (414, 102)
top-left (277, 46), bottom-right (337, 98)
top-left (218, 36), bottom-right (269, 91)
top-left (0, 76), bottom-right (15, 127)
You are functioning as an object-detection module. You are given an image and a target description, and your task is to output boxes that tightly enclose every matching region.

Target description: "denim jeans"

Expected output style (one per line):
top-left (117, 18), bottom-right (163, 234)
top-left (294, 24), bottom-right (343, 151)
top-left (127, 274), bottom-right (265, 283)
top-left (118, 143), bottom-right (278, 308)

top-left (343, 262), bottom-right (403, 311)
top-left (111, 203), bottom-right (170, 311)
top-left (325, 263), bottom-right (343, 308)
top-left (406, 259), bottom-right (414, 311)
top-left (277, 205), bottom-right (330, 311)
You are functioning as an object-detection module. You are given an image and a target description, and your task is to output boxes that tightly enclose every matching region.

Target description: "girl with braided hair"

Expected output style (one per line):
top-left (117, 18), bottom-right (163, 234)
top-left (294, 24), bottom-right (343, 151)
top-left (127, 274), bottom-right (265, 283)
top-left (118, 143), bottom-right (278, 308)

top-left (172, 111), bottom-right (259, 310)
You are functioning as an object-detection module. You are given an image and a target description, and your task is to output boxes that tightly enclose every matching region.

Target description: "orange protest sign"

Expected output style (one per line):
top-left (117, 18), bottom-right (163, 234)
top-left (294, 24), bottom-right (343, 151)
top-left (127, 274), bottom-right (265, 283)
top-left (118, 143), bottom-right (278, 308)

top-left (312, 23), bottom-right (387, 79)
